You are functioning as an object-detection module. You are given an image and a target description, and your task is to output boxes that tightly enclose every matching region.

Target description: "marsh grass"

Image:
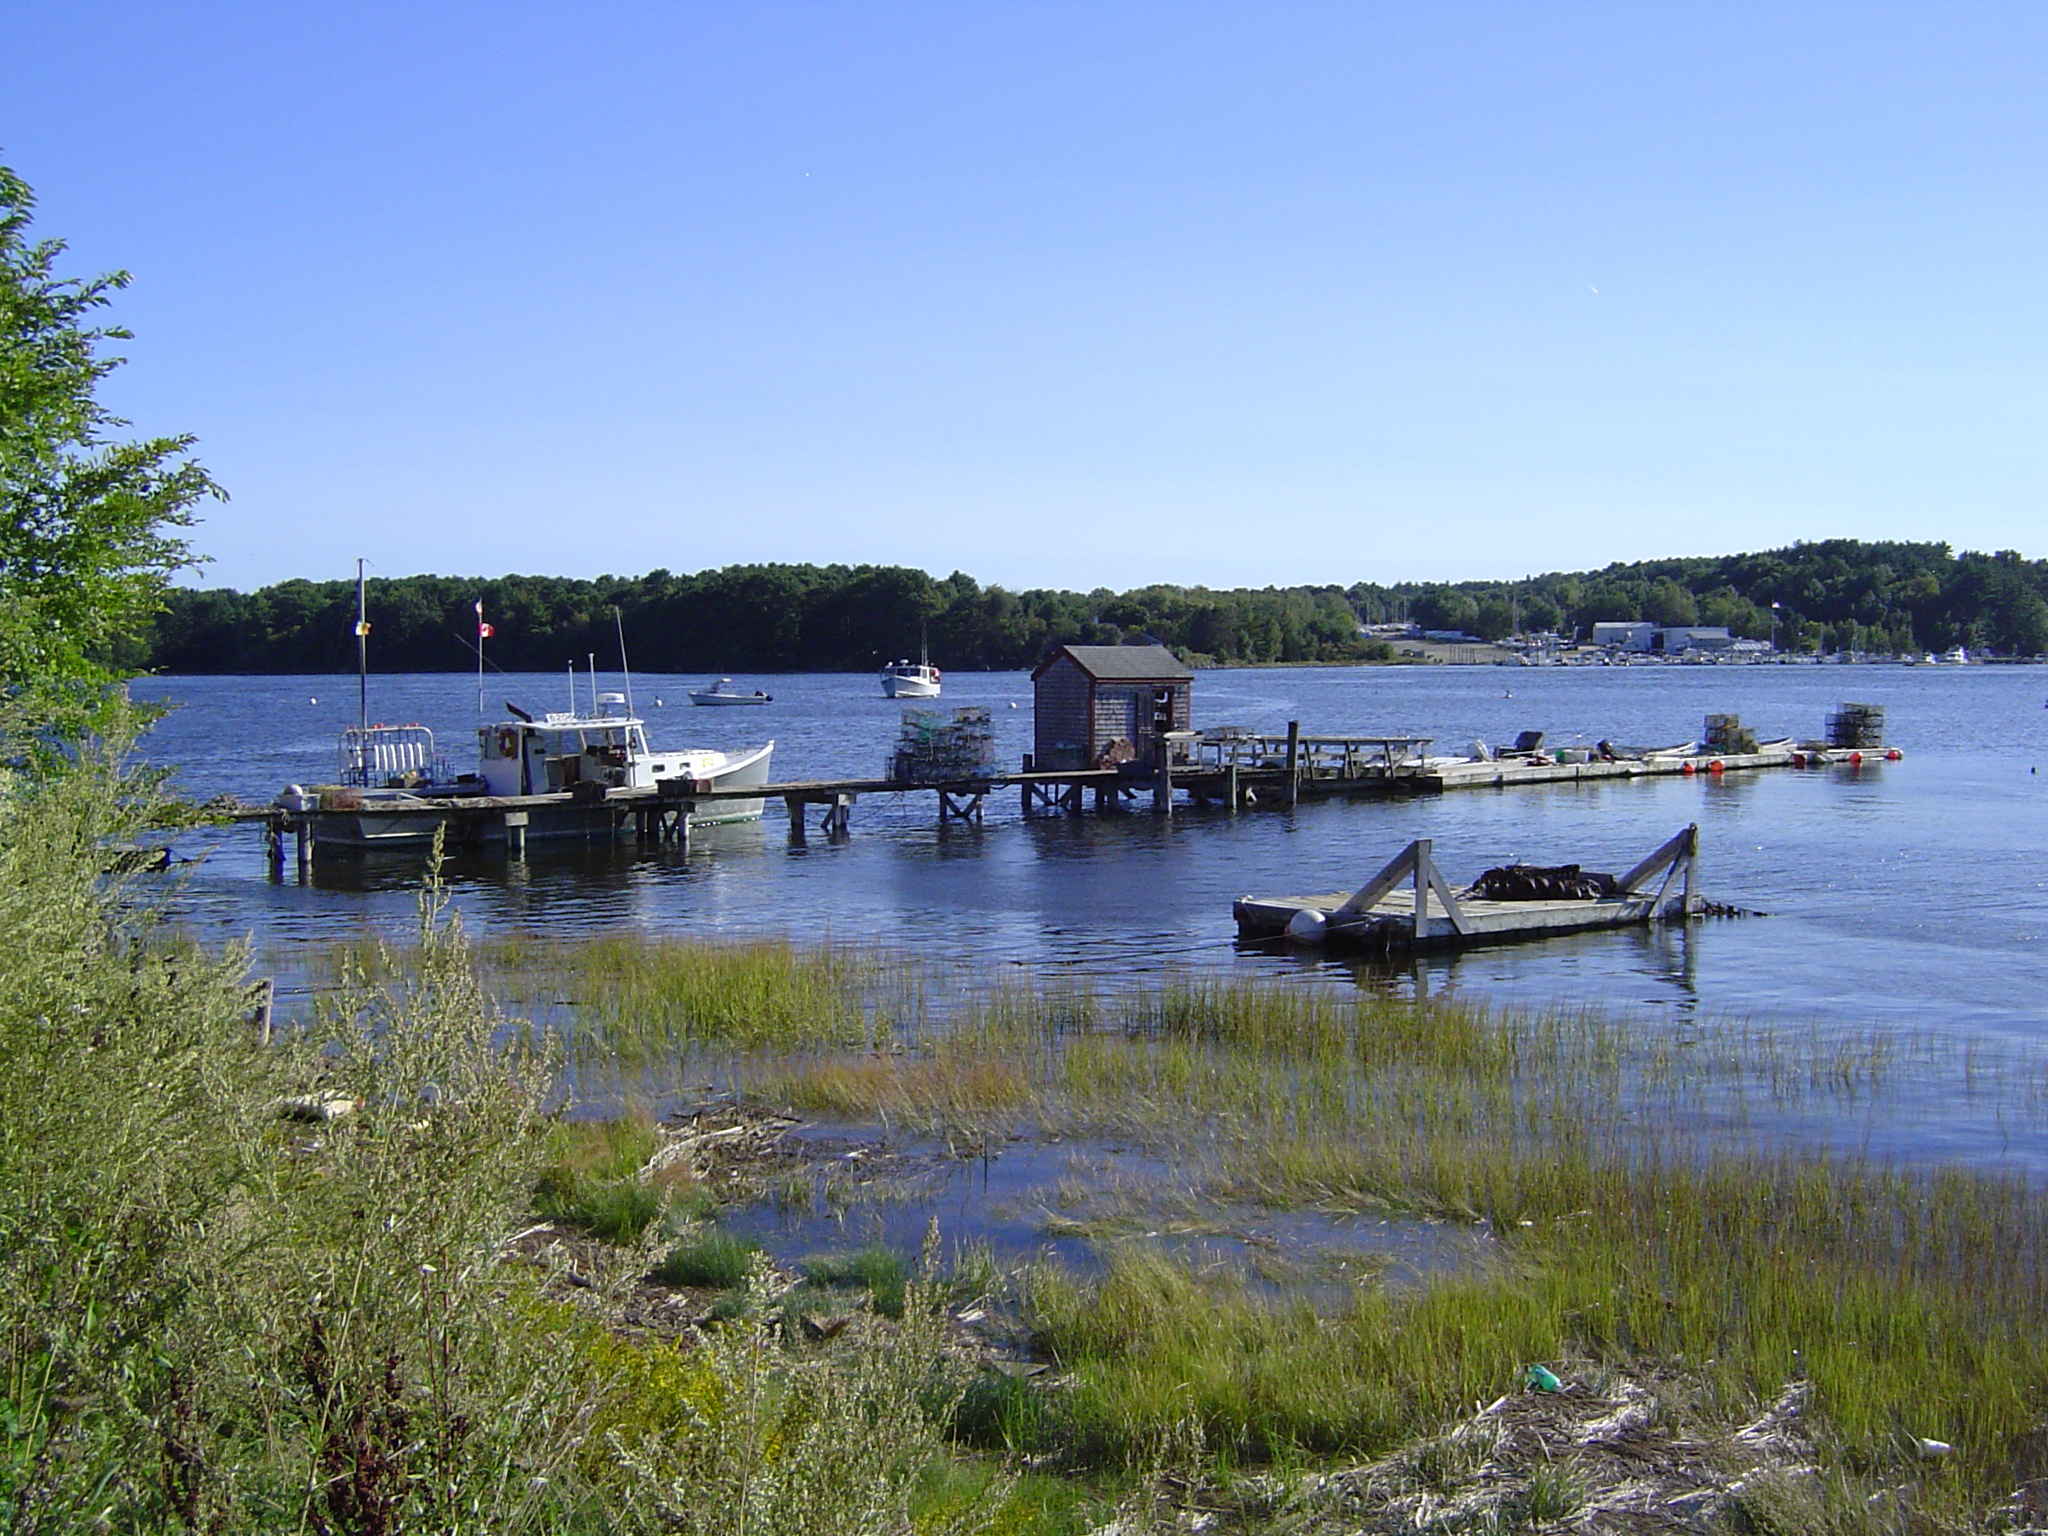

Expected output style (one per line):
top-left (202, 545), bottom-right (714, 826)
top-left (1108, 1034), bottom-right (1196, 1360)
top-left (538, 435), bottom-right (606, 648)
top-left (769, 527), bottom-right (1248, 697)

top-left (654, 1231), bottom-right (764, 1289)
top-left (219, 924), bottom-right (2048, 1529)
top-left (536, 1113), bottom-right (668, 1241)
top-left (501, 933), bottom-right (901, 1058)
top-left (743, 1048), bottom-right (1033, 1126)
top-left (799, 1245), bottom-right (913, 1319)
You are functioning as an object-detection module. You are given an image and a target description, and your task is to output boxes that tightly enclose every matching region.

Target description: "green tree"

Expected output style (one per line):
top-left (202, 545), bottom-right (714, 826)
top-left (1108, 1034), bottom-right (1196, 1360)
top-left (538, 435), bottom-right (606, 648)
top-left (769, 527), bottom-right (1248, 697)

top-left (0, 163), bottom-right (219, 734)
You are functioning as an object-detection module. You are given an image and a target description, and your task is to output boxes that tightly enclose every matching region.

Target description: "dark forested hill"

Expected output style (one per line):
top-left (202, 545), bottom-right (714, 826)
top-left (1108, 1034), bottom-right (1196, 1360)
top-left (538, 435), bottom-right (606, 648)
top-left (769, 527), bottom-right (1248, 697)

top-left (134, 540), bottom-right (2047, 675)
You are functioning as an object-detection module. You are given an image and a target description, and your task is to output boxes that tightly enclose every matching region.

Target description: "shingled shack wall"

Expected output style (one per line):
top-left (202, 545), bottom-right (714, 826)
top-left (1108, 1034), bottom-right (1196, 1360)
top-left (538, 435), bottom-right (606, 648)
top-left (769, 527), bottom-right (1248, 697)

top-left (1030, 644), bottom-right (1192, 773)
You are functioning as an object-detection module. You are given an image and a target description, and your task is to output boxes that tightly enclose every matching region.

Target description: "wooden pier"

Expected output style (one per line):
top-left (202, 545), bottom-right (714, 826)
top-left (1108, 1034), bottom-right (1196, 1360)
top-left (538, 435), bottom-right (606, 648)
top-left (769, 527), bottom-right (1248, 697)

top-left (245, 723), bottom-right (1884, 873)
top-left (1234, 825), bottom-right (1703, 954)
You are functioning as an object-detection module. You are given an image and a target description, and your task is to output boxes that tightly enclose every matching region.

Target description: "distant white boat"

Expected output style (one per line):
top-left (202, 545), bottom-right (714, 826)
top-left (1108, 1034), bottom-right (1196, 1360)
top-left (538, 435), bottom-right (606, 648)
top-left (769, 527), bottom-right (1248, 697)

top-left (880, 658), bottom-right (941, 699)
top-left (1941, 647), bottom-right (1970, 665)
top-left (688, 678), bottom-right (773, 706)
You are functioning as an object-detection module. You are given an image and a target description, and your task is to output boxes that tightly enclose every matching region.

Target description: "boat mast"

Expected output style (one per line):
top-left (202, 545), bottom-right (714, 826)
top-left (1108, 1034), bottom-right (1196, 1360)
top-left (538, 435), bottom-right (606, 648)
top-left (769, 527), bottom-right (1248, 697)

top-left (613, 607), bottom-right (636, 717)
top-left (355, 558), bottom-right (368, 733)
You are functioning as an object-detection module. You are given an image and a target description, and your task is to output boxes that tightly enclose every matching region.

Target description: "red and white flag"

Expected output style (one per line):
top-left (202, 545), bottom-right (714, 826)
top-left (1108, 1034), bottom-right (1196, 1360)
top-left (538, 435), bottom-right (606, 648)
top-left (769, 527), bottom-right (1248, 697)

top-left (474, 599), bottom-right (495, 639)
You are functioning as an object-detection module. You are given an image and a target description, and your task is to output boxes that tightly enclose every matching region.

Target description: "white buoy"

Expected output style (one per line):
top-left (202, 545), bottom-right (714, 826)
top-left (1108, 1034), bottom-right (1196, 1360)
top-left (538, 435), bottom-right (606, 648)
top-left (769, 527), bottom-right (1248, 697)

top-left (1285, 908), bottom-right (1328, 945)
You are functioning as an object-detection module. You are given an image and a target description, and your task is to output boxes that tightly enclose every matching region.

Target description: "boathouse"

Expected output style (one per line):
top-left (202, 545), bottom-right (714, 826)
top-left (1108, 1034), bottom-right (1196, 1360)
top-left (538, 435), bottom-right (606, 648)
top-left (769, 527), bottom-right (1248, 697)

top-left (1030, 644), bottom-right (1192, 773)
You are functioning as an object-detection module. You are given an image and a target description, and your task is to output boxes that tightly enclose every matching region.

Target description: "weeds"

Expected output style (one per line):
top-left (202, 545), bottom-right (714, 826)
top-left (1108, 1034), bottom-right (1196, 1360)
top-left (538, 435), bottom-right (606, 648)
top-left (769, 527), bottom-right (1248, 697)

top-left (656, 1232), bottom-right (764, 1290)
top-left (536, 1114), bottom-right (668, 1242)
top-left (0, 754), bottom-right (1006, 1533)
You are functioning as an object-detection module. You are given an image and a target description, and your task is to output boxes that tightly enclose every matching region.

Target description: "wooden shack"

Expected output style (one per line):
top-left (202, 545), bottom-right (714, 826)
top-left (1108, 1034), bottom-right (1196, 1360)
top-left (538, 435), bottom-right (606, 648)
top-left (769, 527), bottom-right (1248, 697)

top-left (1030, 644), bottom-right (1193, 773)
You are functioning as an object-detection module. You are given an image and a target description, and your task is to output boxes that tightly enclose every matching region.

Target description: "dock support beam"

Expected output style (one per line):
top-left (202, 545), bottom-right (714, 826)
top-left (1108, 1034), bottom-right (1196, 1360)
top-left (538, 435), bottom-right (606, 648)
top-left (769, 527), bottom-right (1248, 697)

top-left (1285, 721), bottom-right (1300, 807)
top-left (938, 789), bottom-right (984, 826)
top-left (295, 818), bottom-right (313, 876)
top-left (503, 809), bottom-right (528, 860)
top-left (785, 794), bottom-right (854, 841)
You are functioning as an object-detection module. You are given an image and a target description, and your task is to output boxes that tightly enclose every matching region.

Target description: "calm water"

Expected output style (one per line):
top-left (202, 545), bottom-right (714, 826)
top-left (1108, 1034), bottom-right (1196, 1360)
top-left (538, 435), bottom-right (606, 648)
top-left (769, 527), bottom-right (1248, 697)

top-left (135, 664), bottom-right (2048, 1140)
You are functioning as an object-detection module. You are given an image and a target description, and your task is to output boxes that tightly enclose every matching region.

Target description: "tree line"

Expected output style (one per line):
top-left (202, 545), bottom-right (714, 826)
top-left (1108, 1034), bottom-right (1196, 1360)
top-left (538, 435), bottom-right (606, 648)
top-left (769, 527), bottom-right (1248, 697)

top-left (135, 566), bottom-right (1383, 674)
top-left (137, 538), bottom-right (2048, 675)
top-left (1353, 539), bottom-right (2048, 657)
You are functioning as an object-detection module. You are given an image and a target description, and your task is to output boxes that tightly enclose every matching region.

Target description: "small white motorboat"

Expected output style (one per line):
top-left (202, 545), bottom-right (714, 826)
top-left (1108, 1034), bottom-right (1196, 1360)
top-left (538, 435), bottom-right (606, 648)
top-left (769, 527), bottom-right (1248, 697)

top-left (688, 678), bottom-right (773, 706)
top-left (880, 658), bottom-right (941, 699)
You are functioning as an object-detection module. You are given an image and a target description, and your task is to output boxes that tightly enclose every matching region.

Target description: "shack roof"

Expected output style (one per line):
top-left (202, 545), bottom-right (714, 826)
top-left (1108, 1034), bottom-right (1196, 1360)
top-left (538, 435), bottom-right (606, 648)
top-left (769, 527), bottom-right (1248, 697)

top-left (1032, 643), bottom-right (1193, 683)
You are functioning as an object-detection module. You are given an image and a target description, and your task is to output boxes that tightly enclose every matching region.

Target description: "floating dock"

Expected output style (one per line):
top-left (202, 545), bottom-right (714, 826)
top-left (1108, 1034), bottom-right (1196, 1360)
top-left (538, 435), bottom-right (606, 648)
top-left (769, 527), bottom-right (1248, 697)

top-left (1234, 825), bottom-right (1703, 954)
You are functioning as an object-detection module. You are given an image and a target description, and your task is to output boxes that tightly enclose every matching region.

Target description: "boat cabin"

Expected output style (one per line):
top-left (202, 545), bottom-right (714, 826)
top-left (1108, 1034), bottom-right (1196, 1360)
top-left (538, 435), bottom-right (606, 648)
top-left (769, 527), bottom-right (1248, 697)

top-left (1030, 644), bottom-right (1193, 773)
top-left (477, 693), bottom-right (714, 797)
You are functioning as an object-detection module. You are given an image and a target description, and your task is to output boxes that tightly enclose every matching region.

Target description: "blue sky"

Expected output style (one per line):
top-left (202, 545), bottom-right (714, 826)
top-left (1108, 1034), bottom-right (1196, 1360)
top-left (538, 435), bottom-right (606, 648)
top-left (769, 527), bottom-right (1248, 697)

top-left (5, 3), bottom-right (2042, 592)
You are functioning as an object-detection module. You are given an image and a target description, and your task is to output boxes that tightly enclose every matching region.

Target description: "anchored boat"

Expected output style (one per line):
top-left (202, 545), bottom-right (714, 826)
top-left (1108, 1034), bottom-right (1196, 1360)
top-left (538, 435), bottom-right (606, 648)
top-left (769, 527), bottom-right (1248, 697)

top-left (688, 678), bottom-right (773, 706)
top-left (880, 642), bottom-right (942, 699)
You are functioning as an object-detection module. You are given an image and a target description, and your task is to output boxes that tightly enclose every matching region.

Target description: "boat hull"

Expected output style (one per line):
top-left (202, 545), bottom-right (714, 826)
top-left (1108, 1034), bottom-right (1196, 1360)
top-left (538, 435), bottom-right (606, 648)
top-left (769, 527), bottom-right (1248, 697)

top-left (880, 673), bottom-right (941, 699)
top-left (300, 743), bottom-right (775, 851)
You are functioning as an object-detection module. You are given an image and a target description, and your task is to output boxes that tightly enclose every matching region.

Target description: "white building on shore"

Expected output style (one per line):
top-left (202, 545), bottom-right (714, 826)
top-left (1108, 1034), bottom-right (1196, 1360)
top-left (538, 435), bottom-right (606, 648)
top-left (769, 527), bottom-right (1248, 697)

top-left (1591, 622), bottom-right (1748, 655)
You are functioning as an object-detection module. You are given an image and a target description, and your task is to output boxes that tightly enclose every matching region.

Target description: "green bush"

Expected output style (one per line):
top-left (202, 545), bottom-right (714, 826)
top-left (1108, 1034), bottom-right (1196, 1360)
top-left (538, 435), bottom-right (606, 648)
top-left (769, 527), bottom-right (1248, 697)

top-left (0, 752), bottom-right (1008, 1533)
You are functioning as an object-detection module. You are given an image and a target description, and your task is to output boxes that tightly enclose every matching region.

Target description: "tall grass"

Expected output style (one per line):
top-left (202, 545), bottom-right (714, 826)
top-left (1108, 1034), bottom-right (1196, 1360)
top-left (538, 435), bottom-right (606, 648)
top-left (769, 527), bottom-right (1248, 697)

top-left (113, 867), bottom-right (2048, 1528)
top-left (0, 754), bottom-right (1011, 1533)
top-left (1015, 1144), bottom-right (2048, 1497)
top-left (571, 960), bottom-right (2048, 1522)
top-left (494, 933), bottom-right (899, 1057)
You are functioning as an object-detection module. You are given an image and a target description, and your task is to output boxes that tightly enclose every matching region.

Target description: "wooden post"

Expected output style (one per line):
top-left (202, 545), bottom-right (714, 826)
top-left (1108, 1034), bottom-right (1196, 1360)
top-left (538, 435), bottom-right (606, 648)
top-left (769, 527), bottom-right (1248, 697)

top-left (266, 822), bottom-right (285, 879)
top-left (250, 977), bottom-right (275, 1044)
top-left (503, 809), bottom-right (528, 859)
top-left (1226, 761), bottom-right (1239, 812)
top-left (1412, 837), bottom-right (1432, 944)
top-left (295, 818), bottom-right (314, 876)
top-left (1284, 721), bottom-right (1300, 807)
top-left (784, 794), bottom-right (807, 843)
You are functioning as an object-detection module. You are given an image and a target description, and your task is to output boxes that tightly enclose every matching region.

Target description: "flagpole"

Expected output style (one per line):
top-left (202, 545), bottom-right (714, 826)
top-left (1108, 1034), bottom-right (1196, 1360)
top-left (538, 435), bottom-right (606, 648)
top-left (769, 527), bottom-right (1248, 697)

top-left (474, 599), bottom-right (486, 724)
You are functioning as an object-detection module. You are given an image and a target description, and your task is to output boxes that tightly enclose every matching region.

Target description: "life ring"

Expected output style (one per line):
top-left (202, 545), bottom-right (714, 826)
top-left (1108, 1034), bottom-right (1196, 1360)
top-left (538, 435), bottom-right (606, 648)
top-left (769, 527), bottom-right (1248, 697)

top-left (496, 726), bottom-right (519, 758)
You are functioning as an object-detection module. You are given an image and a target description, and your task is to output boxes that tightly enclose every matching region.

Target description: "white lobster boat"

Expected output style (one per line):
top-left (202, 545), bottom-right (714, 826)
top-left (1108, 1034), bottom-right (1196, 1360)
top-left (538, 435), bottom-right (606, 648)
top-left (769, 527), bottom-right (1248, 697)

top-left (282, 695), bottom-right (773, 850)
top-left (879, 658), bottom-right (942, 699)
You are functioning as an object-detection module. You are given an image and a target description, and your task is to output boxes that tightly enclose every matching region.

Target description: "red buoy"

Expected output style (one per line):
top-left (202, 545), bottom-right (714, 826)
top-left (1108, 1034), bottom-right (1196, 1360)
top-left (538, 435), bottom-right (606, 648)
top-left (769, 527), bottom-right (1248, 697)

top-left (1708, 759), bottom-right (1725, 774)
top-left (1680, 761), bottom-right (1696, 776)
